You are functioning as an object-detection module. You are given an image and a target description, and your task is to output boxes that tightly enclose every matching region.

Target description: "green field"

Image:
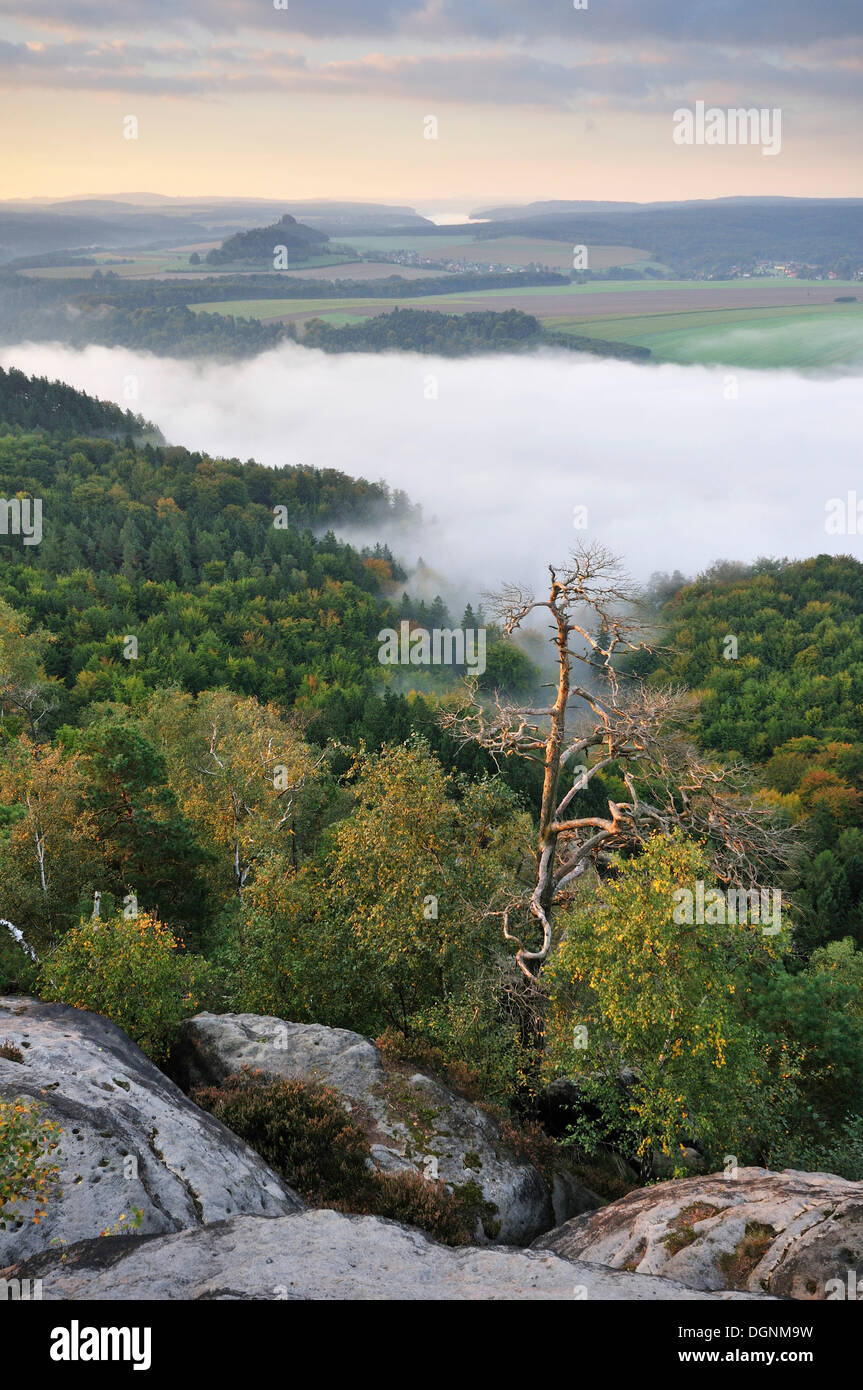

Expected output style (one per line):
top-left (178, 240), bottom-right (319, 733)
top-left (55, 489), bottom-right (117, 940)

top-left (23, 251), bottom-right (358, 280)
top-left (184, 255), bottom-right (356, 275)
top-left (22, 250), bottom-right (218, 279)
top-left (188, 276), bottom-right (863, 369)
top-left (550, 276), bottom-right (856, 294)
top-left (550, 302), bottom-right (863, 369)
top-left (423, 277), bottom-right (859, 300)
top-left (192, 279), bottom-right (857, 317)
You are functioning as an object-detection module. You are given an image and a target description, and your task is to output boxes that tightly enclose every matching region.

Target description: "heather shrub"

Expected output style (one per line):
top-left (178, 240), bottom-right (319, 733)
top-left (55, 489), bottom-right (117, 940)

top-left (192, 1071), bottom-right (371, 1205)
top-left (358, 1170), bottom-right (477, 1246)
top-left (192, 1071), bottom-right (478, 1245)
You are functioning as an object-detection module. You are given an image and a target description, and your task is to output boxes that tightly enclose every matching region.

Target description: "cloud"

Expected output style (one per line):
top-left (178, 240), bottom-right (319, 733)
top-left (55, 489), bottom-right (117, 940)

top-left (413, 0), bottom-right (863, 46)
top-left (1, 33), bottom-right (860, 111)
top-left (1, 0), bottom-right (861, 112)
top-left (1, 340), bottom-right (860, 594)
top-left (291, 51), bottom-right (656, 107)
top-left (3, 0), bottom-right (862, 46)
top-left (0, 37), bottom-right (310, 97)
top-left (0, 0), bottom-right (420, 41)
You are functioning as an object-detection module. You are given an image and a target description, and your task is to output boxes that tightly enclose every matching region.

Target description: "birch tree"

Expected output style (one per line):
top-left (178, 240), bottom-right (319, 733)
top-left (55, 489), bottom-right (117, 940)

top-left (0, 599), bottom-right (58, 738)
top-left (0, 739), bottom-right (96, 945)
top-left (143, 689), bottom-right (327, 898)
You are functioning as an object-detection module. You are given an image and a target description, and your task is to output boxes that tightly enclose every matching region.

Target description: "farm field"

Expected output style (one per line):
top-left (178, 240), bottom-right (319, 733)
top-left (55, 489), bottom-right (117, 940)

top-left (550, 303), bottom-right (863, 369)
top-left (415, 280), bottom-right (859, 313)
top-left (275, 260), bottom-right (448, 281)
top-left (21, 249), bottom-right (220, 279)
top-left (188, 277), bottom-right (863, 368)
top-left (515, 277), bottom-right (858, 296)
top-left (192, 280), bottom-right (859, 322)
top-left (21, 250), bottom-right (358, 280)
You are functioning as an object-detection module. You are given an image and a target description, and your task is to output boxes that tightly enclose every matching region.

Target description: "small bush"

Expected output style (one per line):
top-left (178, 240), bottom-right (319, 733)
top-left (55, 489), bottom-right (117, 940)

top-left (337, 1170), bottom-right (477, 1246)
top-left (193, 1071), bottom-right (478, 1245)
top-left (0, 1039), bottom-right (23, 1063)
top-left (0, 1099), bottom-right (62, 1229)
top-left (37, 910), bottom-right (214, 1063)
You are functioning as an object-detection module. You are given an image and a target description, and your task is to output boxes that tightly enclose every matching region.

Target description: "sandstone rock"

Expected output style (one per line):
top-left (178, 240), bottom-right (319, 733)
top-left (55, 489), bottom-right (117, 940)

top-left (3, 1208), bottom-right (771, 1301)
top-left (174, 1015), bottom-right (381, 1100)
top-left (532, 1166), bottom-right (863, 1299)
top-left (174, 1011), bottom-right (602, 1244)
top-left (0, 997), bottom-right (303, 1265)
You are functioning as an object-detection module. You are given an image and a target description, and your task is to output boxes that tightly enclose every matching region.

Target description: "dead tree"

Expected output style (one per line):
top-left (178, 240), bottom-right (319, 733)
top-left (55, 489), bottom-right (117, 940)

top-left (443, 543), bottom-right (797, 980)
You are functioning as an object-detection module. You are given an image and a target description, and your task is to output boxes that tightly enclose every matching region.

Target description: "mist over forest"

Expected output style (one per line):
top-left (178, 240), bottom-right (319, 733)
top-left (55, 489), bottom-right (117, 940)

top-left (3, 341), bottom-right (860, 594)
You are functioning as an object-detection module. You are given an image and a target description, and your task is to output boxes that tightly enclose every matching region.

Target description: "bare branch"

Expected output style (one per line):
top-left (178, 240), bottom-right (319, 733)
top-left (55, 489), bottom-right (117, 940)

top-left (441, 543), bottom-right (798, 978)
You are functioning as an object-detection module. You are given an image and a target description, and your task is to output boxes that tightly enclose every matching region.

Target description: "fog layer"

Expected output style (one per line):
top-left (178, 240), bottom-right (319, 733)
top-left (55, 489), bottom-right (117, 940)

top-left (3, 341), bottom-right (862, 594)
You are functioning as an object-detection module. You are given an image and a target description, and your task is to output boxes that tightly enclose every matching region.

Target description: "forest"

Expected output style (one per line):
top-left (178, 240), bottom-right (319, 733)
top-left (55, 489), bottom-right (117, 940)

top-left (1, 369), bottom-right (863, 1200)
top-left (0, 280), bottom-right (644, 360)
top-left (0, 267), bottom-right (571, 362)
top-left (302, 307), bottom-right (649, 359)
top-left (0, 276), bottom-right (587, 361)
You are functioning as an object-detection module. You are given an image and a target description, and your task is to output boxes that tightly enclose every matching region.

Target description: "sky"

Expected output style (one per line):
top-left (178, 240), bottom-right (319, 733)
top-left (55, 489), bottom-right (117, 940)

top-left (1, 0), bottom-right (861, 206)
top-left (3, 340), bottom-right (860, 596)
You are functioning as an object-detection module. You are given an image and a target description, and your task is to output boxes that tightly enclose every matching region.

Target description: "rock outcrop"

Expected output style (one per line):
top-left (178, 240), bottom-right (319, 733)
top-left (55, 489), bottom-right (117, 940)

top-left (3, 1209), bottom-right (770, 1301)
top-left (5, 999), bottom-right (848, 1300)
top-left (174, 1012), bottom-right (602, 1244)
top-left (532, 1167), bottom-right (863, 1299)
top-left (0, 997), bottom-right (303, 1264)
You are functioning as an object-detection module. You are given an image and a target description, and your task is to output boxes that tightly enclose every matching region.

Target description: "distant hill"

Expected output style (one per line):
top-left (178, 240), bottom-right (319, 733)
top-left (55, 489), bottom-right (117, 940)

top-left (472, 200), bottom-right (644, 220)
top-left (269, 202), bottom-right (432, 232)
top-left (434, 197), bottom-right (863, 275)
top-left (205, 213), bottom-right (330, 267)
top-left (2, 195), bottom-right (433, 233)
top-left (0, 197), bottom-right (431, 266)
top-left (472, 196), bottom-right (863, 221)
top-left (0, 210), bottom-right (213, 264)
